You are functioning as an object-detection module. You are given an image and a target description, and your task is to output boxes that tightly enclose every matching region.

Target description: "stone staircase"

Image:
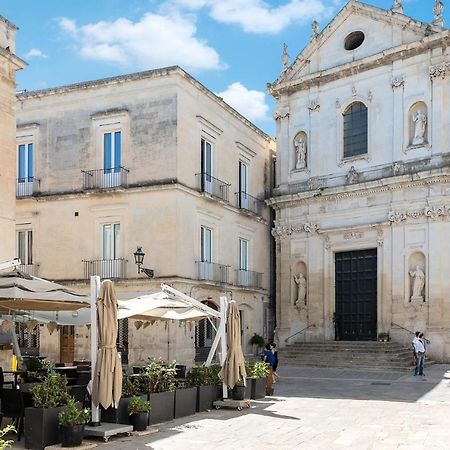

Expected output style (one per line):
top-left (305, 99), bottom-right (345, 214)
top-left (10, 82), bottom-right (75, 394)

top-left (281, 341), bottom-right (434, 372)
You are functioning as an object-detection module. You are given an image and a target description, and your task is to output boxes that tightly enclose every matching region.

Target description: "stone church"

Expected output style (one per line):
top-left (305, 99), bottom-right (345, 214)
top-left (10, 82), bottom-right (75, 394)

top-left (268, 0), bottom-right (450, 361)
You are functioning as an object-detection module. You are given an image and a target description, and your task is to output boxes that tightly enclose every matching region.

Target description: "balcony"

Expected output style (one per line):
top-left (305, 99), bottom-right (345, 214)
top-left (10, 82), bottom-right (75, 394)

top-left (18, 264), bottom-right (39, 277)
top-left (196, 261), bottom-right (230, 284)
top-left (196, 173), bottom-right (230, 202)
top-left (235, 269), bottom-right (263, 289)
top-left (82, 167), bottom-right (129, 190)
top-left (16, 177), bottom-right (40, 197)
top-left (236, 191), bottom-right (264, 217)
top-left (82, 258), bottom-right (127, 280)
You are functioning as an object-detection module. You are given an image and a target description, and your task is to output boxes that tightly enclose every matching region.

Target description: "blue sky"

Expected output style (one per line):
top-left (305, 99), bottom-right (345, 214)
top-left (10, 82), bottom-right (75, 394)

top-left (1, 0), bottom-right (444, 135)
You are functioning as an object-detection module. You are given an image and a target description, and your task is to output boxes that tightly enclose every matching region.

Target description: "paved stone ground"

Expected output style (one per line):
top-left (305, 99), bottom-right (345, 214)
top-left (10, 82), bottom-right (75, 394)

top-left (13, 364), bottom-right (450, 449)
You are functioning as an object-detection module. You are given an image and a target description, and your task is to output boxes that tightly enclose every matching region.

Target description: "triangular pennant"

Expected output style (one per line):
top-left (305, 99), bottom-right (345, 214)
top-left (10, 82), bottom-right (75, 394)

top-left (1, 320), bottom-right (11, 333)
top-left (86, 324), bottom-right (91, 330)
top-left (143, 321), bottom-right (150, 329)
top-left (134, 320), bottom-right (143, 330)
top-left (187, 321), bottom-right (194, 332)
top-left (25, 319), bottom-right (38, 330)
top-left (47, 321), bottom-right (58, 335)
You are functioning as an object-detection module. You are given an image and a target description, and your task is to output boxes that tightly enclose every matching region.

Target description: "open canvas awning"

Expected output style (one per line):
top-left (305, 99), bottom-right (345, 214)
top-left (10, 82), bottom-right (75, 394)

top-left (0, 269), bottom-right (89, 312)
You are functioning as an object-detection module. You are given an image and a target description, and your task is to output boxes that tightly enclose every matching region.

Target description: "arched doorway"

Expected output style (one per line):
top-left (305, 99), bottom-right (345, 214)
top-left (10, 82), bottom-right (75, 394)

top-left (195, 300), bottom-right (218, 362)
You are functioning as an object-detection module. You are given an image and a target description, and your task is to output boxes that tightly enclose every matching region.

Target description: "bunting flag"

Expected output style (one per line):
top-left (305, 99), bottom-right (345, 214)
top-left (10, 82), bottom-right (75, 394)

top-left (1, 320), bottom-right (11, 333)
top-left (143, 321), bottom-right (150, 329)
top-left (86, 324), bottom-right (91, 330)
top-left (47, 321), bottom-right (58, 335)
top-left (134, 320), bottom-right (143, 330)
top-left (25, 319), bottom-right (38, 330)
top-left (187, 321), bottom-right (194, 332)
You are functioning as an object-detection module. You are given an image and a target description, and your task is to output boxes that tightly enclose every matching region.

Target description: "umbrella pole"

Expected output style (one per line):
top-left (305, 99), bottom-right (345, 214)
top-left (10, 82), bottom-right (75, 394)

top-left (90, 276), bottom-right (101, 425)
top-left (219, 296), bottom-right (228, 400)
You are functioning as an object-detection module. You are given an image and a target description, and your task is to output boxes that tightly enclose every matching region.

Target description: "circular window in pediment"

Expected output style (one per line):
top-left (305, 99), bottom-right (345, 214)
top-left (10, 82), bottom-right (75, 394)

top-left (344, 31), bottom-right (365, 51)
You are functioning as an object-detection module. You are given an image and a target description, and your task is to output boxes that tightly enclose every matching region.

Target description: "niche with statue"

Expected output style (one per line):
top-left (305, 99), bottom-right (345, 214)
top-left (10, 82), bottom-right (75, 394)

top-left (293, 131), bottom-right (307, 170)
top-left (292, 261), bottom-right (307, 308)
top-left (408, 252), bottom-right (426, 302)
top-left (408, 101), bottom-right (428, 147)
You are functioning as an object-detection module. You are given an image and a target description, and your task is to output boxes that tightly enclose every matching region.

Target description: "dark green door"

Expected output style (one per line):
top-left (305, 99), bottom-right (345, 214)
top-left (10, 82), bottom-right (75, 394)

top-left (335, 249), bottom-right (377, 341)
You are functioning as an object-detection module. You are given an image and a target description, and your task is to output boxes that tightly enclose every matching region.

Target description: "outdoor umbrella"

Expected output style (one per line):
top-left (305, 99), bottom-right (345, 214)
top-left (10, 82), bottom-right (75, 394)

top-left (0, 269), bottom-right (89, 311)
top-left (91, 280), bottom-right (122, 409)
top-left (220, 300), bottom-right (247, 389)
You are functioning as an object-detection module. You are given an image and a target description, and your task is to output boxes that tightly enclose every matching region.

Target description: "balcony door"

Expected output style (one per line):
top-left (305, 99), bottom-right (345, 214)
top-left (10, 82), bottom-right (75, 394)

top-left (201, 138), bottom-right (213, 194)
top-left (102, 131), bottom-right (122, 188)
top-left (17, 230), bottom-right (33, 267)
top-left (17, 143), bottom-right (33, 196)
top-left (101, 223), bottom-right (120, 278)
top-left (199, 226), bottom-right (213, 280)
top-left (60, 326), bottom-right (75, 363)
top-left (238, 238), bottom-right (249, 286)
top-left (238, 161), bottom-right (249, 209)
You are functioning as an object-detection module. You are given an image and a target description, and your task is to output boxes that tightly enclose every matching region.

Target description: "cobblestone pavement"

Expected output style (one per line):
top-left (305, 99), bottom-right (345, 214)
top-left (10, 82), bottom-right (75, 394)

top-left (13, 364), bottom-right (450, 450)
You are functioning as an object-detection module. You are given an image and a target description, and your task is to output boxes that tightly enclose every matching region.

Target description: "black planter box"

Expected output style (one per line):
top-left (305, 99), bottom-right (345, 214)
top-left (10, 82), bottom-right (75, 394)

top-left (148, 391), bottom-right (175, 425)
top-left (174, 387), bottom-right (197, 418)
top-left (130, 412), bottom-right (148, 431)
top-left (60, 424), bottom-right (85, 447)
top-left (101, 395), bottom-right (147, 425)
top-left (196, 385), bottom-right (218, 412)
top-left (250, 378), bottom-right (266, 399)
top-left (25, 406), bottom-right (65, 449)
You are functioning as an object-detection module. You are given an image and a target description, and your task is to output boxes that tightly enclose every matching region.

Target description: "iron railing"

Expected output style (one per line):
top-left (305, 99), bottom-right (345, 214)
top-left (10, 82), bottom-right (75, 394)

top-left (16, 177), bottom-right (40, 197)
top-left (235, 191), bottom-right (264, 216)
top-left (196, 261), bottom-right (230, 284)
top-left (235, 269), bottom-right (263, 289)
top-left (82, 258), bottom-right (127, 280)
top-left (284, 324), bottom-right (316, 343)
top-left (18, 264), bottom-right (39, 277)
top-left (82, 167), bottom-right (129, 190)
top-left (196, 172), bottom-right (230, 202)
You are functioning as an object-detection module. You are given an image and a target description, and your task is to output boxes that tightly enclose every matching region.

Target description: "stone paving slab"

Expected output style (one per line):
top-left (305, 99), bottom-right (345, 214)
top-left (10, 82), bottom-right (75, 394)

top-left (10, 364), bottom-right (450, 449)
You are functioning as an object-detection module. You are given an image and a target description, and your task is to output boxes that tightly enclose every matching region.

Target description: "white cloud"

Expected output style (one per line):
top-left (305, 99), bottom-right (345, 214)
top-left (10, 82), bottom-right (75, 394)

top-left (56, 13), bottom-right (224, 72)
top-left (171, 0), bottom-right (333, 34)
top-left (217, 82), bottom-right (269, 122)
top-left (24, 48), bottom-right (47, 59)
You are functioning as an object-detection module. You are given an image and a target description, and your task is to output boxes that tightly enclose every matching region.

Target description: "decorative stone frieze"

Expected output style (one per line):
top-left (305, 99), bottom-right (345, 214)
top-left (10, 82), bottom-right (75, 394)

top-left (271, 222), bottom-right (320, 239)
top-left (307, 100), bottom-right (320, 112)
top-left (391, 75), bottom-right (405, 88)
top-left (389, 205), bottom-right (448, 224)
top-left (424, 205), bottom-right (445, 220)
top-left (429, 62), bottom-right (450, 79)
top-left (273, 111), bottom-right (290, 120)
top-left (388, 211), bottom-right (407, 223)
top-left (344, 231), bottom-right (363, 240)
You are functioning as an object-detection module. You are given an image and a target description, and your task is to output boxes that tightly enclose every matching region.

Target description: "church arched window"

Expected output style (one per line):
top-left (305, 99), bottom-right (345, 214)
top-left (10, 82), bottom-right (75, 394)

top-left (343, 102), bottom-right (368, 158)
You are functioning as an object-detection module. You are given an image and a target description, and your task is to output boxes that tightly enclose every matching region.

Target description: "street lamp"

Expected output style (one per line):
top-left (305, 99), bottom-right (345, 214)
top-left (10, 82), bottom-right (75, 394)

top-left (133, 247), bottom-right (154, 278)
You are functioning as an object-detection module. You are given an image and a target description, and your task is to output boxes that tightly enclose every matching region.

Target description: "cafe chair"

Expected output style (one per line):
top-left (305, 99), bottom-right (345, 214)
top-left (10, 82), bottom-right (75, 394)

top-left (0, 388), bottom-right (25, 441)
top-left (0, 368), bottom-right (14, 388)
top-left (69, 385), bottom-right (89, 407)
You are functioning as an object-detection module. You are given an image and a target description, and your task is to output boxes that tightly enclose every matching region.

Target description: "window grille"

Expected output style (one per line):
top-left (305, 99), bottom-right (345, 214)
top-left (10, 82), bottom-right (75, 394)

top-left (15, 322), bottom-right (40, 355)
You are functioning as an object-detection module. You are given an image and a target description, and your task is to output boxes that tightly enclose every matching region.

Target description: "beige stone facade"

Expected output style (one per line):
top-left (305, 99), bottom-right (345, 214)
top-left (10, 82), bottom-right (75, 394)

top-left (269, 1), bottom-right (450, 361)
top-left (0, 16), bottom-right (26, 262)
top-left (16, 67), bottom-right (275, 367)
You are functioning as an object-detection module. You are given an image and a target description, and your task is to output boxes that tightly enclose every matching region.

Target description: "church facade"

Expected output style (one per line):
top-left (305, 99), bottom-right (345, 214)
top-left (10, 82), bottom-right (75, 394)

top-left (268, 0), bottom-right (450, 361)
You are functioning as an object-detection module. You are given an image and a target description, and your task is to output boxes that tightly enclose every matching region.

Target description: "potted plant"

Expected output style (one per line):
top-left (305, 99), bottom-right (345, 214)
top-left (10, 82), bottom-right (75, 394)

top-left (142, 358), bottom-right (177, 425)
top-left (187, 365), bottom-right (220, 412)
top-left (23, 357), bottom-right (50, 383)
top-left (0, 425), bottom-right (15, 450)
top-left (58, 397), bottom-right (91, 447)
top-left (25, 372), bottom-right (72, 449)
top-left (101, 373), bottom-right (145, 425)
top-left (128, 396), bottom-right (151, 431)
top-left (249, 333), bottom-right (265, 356)
top-left (247, 361), bottom-right (268, 399)
top-left (231, 378), bottom-right (247, 401)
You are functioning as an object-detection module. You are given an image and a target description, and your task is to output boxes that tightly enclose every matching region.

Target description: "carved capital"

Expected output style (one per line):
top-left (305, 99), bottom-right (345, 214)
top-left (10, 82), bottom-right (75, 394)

top-left (391, 75), bottom-right (405, 89)
top-left (273, 111), bottom-right (290, 121)
top-left (429, 62), bottom-right (450, 80)
top-left (424, 205), bottom-right (445, 220)
top-left (388, 211), bottom-right (407, 224)
top-left (307, 100), bottom-right (320, 112)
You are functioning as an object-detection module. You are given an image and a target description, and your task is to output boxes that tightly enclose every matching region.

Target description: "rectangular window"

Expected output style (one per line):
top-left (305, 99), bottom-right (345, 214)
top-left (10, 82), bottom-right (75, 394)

top-left (102, 223), bottom-right (120, 260)
top-left (200, 226), bottom-right (212, 263)
top-left (103, 131), bottom-right (121, 173)
top-left (201, 138), bottom-right (213, 194)
top-left (17, 230), bottom-right (33, 265)
top-left (17, 143), bottom-right (33, 180)
top-left (239, 238), bottom-right (248, 271)
top-left (238, 161), bottom-right (249, 209)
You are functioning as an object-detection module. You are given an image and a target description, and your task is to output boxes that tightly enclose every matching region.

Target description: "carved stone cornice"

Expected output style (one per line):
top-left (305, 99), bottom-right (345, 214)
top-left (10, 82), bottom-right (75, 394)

top-left (389, 205), bottom-right (448, 224)
top-left (429, 62), bottom-right (450, 79)
top-left (391, 75), bottom-right (405, 89)
top-left (271, 222), bottom-right (320, 239)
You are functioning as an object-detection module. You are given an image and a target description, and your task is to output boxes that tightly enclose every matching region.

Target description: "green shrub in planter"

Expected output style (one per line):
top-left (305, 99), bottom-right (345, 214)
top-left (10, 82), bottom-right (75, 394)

top-left (187, 365), bottom-right (221, 412)
top-left (128, 396), bottom-right (151, 431)
top-left (142, 358), bottom-right (177, 393)
top-left (30, 372), bottom-right (71, 408)
top-left (58, 397), bottom-right (91, 447)
top-left (0, 425), bottom-right (15, 450)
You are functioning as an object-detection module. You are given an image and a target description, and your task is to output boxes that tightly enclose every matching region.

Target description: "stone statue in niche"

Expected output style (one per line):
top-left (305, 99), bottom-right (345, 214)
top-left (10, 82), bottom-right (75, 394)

top-left (294, 273), bottom-right (307, 306)
top-left (409, 265), bottom-right (425, 301)
top-left (412, 110), bottom-right (427, 145)
top-left (294, 137), bottom-right (307, 170)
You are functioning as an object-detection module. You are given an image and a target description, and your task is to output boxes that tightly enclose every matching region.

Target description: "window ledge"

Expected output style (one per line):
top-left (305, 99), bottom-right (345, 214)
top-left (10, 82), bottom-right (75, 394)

top-left (338, 153), bottom-right (370, 167)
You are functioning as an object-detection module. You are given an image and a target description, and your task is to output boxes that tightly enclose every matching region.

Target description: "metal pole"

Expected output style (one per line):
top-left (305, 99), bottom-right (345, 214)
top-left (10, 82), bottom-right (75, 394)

top-left (219, 296), bottom-right (228, 399)
top-left (90, 276), bottom-right (100, 424)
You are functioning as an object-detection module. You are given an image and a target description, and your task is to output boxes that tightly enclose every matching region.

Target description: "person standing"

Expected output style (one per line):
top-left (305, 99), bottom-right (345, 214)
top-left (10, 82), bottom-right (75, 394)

top-left (412, 331), bottom-right (420, 365)
top-left (263, 344), bottom-right (275, 395)
top-left (271, 343), bottom-right (280, 383)
top-left (414, 333), bottom-right (426, 376)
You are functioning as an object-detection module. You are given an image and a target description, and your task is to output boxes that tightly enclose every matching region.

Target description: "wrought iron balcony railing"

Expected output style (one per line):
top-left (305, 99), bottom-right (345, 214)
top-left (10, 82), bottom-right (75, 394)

top-left (16, 177), bottom-right (40, 197)
top-left (235, 269), bottom-right (263, 289)
top-left (235, 191), bottom-right (264, 217)
top-left (82, 167), bottom-right (129, 190)
top-left (196, 173), bottom-right (230, 202)
top-left (196, 261), bottom-right (230, 284)
top-left (18, 264), bottom-right (39, 277)
top-left (82, 258), bottom-right (127, 280)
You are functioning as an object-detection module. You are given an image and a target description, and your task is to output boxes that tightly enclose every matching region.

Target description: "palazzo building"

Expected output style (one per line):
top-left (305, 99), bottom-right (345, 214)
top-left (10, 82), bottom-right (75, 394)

top-left (268, 0), bottom-right (450, 361)
top-left (0, 16), bottom-right (26, 262)
top-left (15, 67), bottom-right (274, 366)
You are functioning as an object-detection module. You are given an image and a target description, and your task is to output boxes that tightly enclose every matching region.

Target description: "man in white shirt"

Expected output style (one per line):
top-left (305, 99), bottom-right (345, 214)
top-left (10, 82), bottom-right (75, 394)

top-left (411, 331), bottom-right (420, 364)
top-left (414, 334), bottom-right (426, 376)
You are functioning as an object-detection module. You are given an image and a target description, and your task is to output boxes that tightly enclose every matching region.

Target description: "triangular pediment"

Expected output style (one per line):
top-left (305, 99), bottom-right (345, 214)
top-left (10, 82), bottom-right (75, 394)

top-left (275, 0), bottom-right (439, 86)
